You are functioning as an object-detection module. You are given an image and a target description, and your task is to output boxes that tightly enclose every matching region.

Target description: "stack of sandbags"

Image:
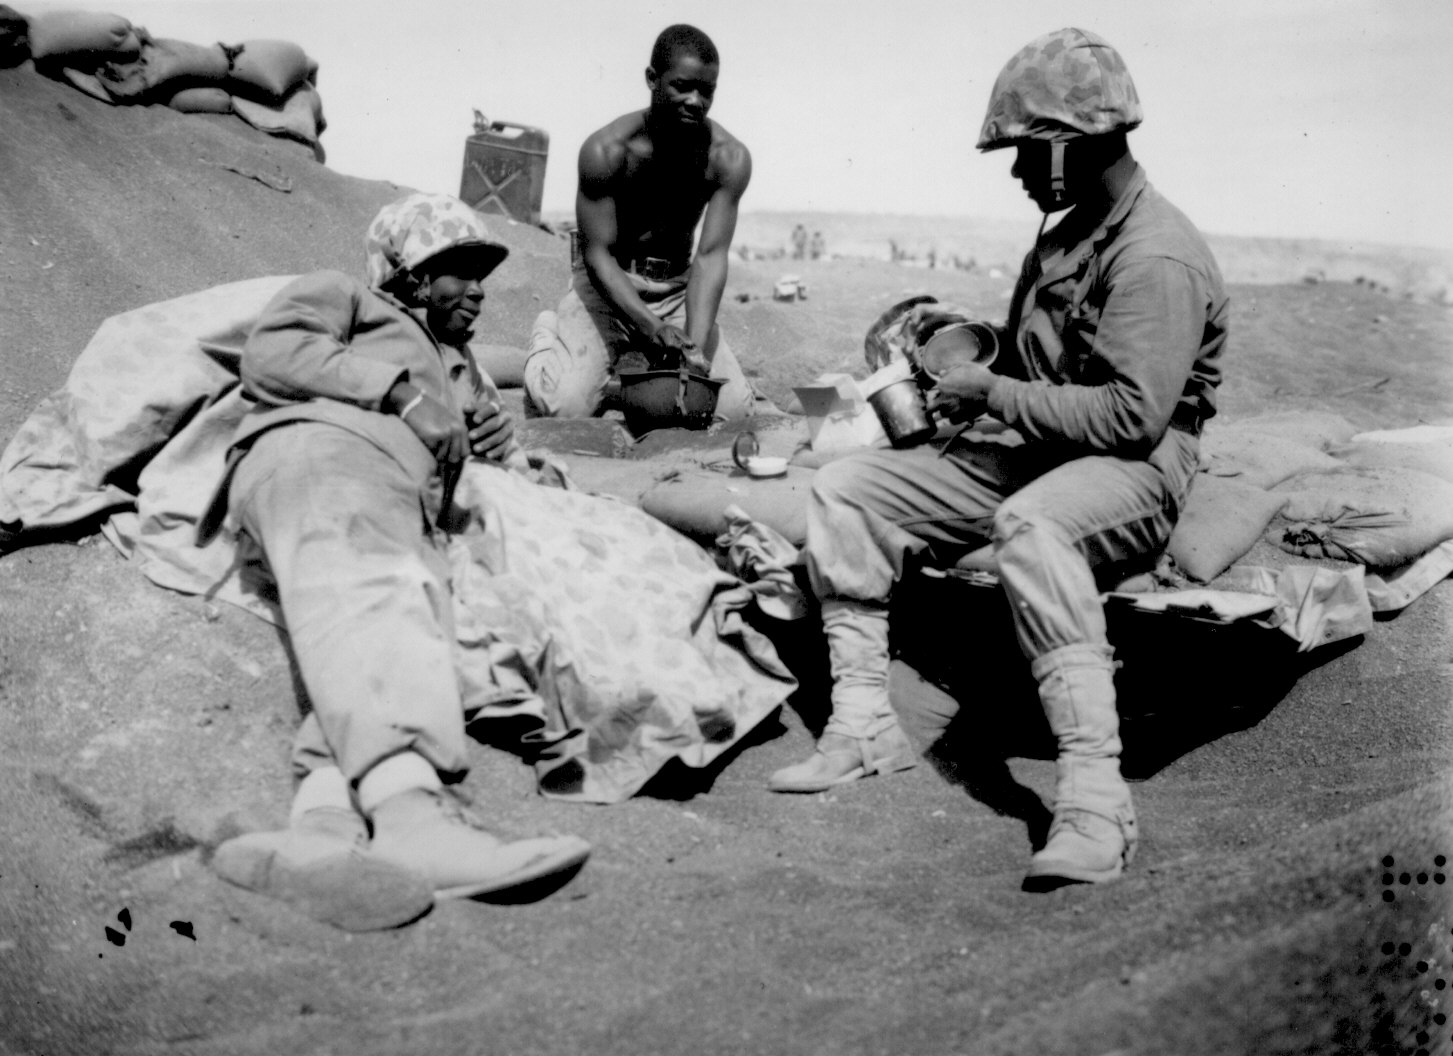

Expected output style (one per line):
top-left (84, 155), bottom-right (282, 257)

top-left (1164, 410), bottom-right (1360, 582)
top-left (1185, 413), bottom-right (1453, 575)
top-left (220, 39), bottom-right (325, 156)
top-left (1, 4), bottom-right (33, 66)
top-left (15, 8), bottom-right (325, 156)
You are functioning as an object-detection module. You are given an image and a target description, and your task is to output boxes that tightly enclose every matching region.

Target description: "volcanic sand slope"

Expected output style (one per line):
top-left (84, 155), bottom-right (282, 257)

top-left (4, 65), bottom-right (1453, 1056)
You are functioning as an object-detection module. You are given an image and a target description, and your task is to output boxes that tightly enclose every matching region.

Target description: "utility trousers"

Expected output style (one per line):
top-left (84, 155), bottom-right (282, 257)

top-left (523, 265), bottom-right (757, 421)
top-left (803, 427), bottom-right (1200, 661)
top-left (230, 423), bottom-right (469, 785)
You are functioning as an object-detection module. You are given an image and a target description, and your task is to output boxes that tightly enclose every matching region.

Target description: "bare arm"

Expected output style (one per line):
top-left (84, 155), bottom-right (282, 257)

top-left (684, 140), bottom-right (751, 351)
top-left (575, 134), bottom-right (670, 343)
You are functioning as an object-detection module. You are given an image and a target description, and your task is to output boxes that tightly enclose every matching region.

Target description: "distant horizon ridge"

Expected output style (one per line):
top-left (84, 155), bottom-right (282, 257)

top-left (537, 207), bottom-right (1450, 259)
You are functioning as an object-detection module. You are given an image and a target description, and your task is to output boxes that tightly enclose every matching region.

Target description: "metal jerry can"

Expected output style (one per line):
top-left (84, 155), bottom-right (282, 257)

top-left (460, 114), bottom-right (549, 226)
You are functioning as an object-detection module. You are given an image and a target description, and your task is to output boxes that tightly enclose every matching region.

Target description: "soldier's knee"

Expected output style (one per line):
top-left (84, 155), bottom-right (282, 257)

top-left (523, 355), bottom-right (598, 419)
top-left (992, 496), bottom-right (1068, 557)
top-left (810, 457), bottom-right (870, 508)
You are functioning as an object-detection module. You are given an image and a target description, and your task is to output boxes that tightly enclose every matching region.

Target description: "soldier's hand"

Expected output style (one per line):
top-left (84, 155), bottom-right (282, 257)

top-left (926, 362), bottom-right (997, 423)
top-left (392, 386), bottom-right (469, 465)
top-left (647, 323), bottom-right (698, 360)
top-left (466, 401), bottom-right (517, 461)
top-left (904, 302), bottom-right (974, 346)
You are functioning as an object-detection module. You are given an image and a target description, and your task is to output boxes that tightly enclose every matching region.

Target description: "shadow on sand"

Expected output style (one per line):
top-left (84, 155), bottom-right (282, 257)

top-left (759, 570), bottom-right (1360, 849)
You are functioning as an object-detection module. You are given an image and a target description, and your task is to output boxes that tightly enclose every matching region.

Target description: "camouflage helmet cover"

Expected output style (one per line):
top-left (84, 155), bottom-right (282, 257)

top-left (364, 192), bottom-right (509, 289)
top-left (977, 27), bottom-right (1142, 152)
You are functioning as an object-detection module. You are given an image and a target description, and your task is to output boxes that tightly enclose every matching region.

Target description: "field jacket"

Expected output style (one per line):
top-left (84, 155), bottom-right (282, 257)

top-left (194, 271), bottom-right (496, 543)
top-left (987, 164), bottom-right (1229, 465)
top-left (234, 269), bottom-right (494, 486)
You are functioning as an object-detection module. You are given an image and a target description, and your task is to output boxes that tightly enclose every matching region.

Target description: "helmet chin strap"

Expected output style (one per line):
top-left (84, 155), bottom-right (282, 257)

top-left (1048, 140), bottom-right (1068, 208)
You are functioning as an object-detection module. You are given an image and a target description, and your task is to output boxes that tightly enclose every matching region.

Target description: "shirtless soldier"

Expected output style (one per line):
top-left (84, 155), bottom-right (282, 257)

top-left (523, 24), bottom-right (760, 420)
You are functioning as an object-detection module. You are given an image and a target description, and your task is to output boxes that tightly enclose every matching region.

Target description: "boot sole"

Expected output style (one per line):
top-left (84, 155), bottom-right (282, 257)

top-left (1022, 858), bottom-right (1124, 892)
top-left (767, 754), bottom-right (917, 794)
top-left (436, 841), bottom-right (592, 903)
top-left (767, 764), bottom-right (867, 794)
top-left (215, 845), bottom-right (434, 932)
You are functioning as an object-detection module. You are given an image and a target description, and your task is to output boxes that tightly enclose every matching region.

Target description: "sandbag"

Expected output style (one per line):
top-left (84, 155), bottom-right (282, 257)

top-left (97, 38), bottom-right (229, 100)
top-left (27, 9), bottom-right (138, 65)
top-left (542, 453), bottom-right (667, 505)
top-left (59, 66), bottom-right (114, 102)
top-left (230, 83), bottom-right (322, 146)
top-left (1272, 464), bottom-right (1453, 568)
top-left (0, 4), bottom-right (28, 68)
top-left (641, 466), bottom-right (815, 545)
top-left (1349, 424), bottom-right (1453, 445)
top-left (166, 86), bottom-right (232, 114)
top-left (1331, 425), bottom-right (1453, 484)
top-left (1165, 474), bottom-right (1288, 583)
top-left (1200, 426), bottom-right (1342, 489)
top-left (514, 418), bottom-right (635, 459)
top-left (1211, 410), bottom-right (1359, 450)
top-left (225, 38), bottom-right (313, 103)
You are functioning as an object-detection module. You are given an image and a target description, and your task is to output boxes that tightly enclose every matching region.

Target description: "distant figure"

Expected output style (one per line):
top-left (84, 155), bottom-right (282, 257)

top-left (523, 24), bottom-right (761, 421)
top-left (809, 230), bottom-right (825, 260)
top-left (791, 223), bottom-right (808, 260)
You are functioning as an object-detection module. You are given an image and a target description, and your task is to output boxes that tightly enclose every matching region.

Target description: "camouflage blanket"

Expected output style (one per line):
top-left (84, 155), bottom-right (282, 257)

top-left (0, 278), bottom-right (796, 803)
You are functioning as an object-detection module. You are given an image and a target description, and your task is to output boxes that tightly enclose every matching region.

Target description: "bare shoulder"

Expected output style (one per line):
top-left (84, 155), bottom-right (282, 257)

top-left (578, 111), bottom-right (645, 182)
top-left (707, 121), bottom-right (752, 191)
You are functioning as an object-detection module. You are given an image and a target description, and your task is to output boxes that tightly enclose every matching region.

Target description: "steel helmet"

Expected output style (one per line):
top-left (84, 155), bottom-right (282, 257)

top-left (977, 27), bottom-right (1142, 152)
top-left (364, 192), bottom-right (509, 290)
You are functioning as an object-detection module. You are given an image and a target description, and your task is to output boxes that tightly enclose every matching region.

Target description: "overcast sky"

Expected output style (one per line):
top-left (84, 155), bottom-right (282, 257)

top-left (23, 0), bottom-right (1453, 252)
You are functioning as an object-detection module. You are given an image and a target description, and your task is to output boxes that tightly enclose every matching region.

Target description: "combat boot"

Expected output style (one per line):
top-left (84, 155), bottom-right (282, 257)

top-left (361, 752), bottom-right (591, 901)
top-left (1023, 644), bottom-right (1138, 891)
top-left (768, 599), bottom-right (917, 793)
top-left (767, 725), bottom-right (917, 792)
top-left (212, 766), bottom-right (434, 931)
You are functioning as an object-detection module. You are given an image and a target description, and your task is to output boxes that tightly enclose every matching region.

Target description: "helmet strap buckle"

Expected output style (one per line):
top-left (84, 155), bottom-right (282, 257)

top-left (1049, 141), bottom-right (1068, 208)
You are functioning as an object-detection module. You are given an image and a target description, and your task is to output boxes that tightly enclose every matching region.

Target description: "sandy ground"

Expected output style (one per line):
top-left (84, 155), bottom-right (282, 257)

top-left (3, 67), bottom-right (1453, 1056)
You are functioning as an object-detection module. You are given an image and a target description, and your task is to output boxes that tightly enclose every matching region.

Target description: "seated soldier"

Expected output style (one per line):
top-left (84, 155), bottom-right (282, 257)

top-left (212, 193), bottom-right (591, 930)
top-left (771, 29), bottom-right (1229, 892)
top-left (523, 23), bottom-right (762, 422)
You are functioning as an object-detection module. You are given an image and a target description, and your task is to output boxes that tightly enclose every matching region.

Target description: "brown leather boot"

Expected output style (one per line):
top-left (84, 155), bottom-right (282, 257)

top-left (769, 600), bottom-right (916, 792)
top-left (1023, 645), bottom-right (1138, 891)
top-left (767, 725), bottom-right (917, 793)
top-left (213, 768), bottom-right (433, 931)
top-left (368, 788), bottom-right (591, 901)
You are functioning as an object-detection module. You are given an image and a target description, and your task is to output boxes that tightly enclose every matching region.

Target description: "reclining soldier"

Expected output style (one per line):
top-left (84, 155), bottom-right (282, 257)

top-left (770, 29), bottom-right (1229, 890)
top-left (211, 193), bottom-right (592, 929)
